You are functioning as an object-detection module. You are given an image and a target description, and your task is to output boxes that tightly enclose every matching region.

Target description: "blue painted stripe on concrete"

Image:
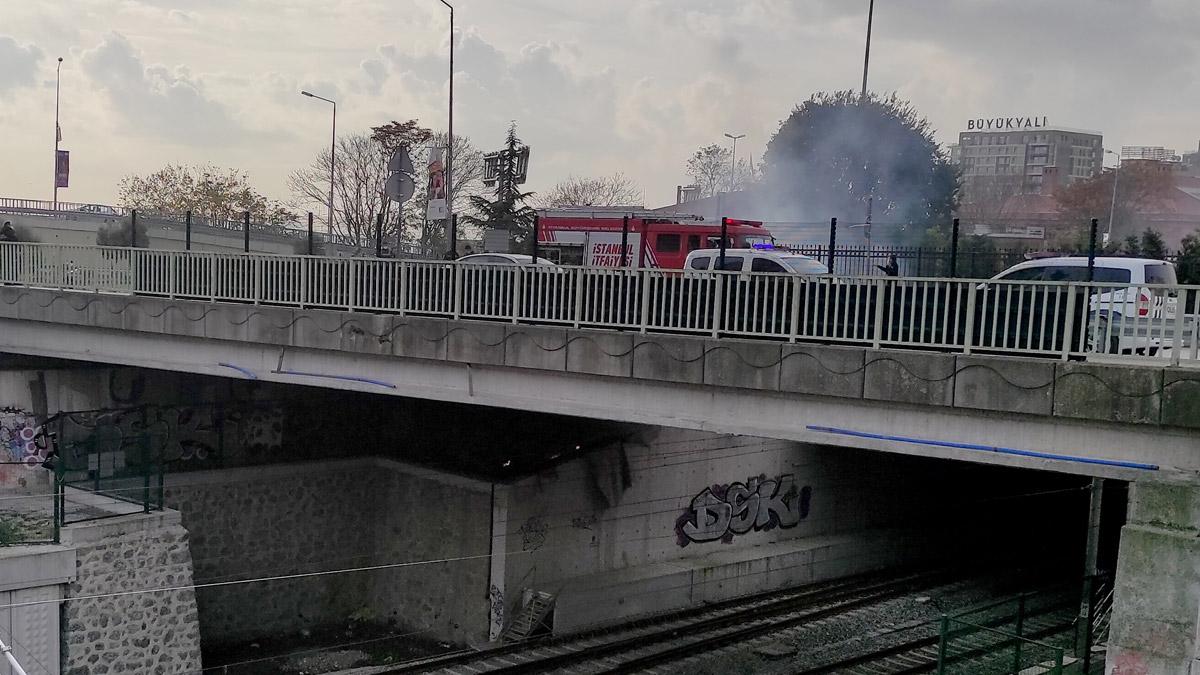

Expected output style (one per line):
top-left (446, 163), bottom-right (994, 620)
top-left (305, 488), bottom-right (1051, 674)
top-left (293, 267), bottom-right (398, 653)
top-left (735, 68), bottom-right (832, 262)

top-left (806, 425), bottom-right (1159, 471)
top-left (218, 362), bottom-right (257, 379)
top-left (274, 369), bottom-right (397, 389)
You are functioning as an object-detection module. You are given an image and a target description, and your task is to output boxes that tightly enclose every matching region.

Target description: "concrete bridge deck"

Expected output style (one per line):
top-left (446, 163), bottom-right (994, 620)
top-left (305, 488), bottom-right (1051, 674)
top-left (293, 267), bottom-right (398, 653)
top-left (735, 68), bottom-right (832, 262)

top-left (1, 284), bottom-right (1195, 482)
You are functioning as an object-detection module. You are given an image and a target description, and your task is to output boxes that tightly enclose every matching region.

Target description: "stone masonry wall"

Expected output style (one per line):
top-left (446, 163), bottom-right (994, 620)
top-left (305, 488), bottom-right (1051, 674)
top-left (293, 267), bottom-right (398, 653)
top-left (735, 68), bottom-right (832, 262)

top-left (165, 458), bottom-right (493, 647)
top-left (61, 511), bottom-right (202, 675)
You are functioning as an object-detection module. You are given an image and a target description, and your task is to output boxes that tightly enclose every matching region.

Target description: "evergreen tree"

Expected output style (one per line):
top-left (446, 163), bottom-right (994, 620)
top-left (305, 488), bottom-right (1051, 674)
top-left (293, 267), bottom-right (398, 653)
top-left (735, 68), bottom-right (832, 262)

top-left (463, 123), bottom-right (537, 252)
top-left (1140, 228), bottom-right (1167, 260)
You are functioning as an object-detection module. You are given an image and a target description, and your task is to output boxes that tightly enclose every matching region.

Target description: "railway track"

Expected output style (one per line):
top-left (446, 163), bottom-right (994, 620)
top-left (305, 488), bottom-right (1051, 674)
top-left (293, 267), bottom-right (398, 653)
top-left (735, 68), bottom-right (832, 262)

top-left (786, 591), bottom-right (1078, 675)
top-left (380, 567), bottom-right (988, 675)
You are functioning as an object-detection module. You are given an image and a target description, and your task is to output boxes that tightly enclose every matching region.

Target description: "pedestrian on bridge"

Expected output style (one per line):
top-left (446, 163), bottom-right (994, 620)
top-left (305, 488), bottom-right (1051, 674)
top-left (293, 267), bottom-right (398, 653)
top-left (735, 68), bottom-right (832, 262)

top-left (877, 254), bottom-right (899, 277)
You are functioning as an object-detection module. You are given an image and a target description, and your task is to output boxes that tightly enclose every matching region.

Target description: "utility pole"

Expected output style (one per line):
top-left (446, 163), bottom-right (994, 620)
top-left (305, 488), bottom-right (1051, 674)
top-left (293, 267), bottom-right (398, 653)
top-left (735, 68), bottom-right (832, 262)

top-left (438, 0), bottom-right (455, 231)
top-left (53, 57), bottom-right (63, 211)
top-left (861, 0), bottom-right (875, 97)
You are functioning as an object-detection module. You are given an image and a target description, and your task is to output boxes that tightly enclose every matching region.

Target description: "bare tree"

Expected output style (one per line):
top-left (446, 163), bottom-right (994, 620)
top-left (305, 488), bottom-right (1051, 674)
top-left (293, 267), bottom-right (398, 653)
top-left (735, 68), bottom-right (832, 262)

top-left (956, 173), bottom-right (1026, 227)
top-left (290, 126), bottom-right (483, 254)
top-left (686, 144), bottom-right (732, 198)
top-left (537, 173), bottom-right (643, 207)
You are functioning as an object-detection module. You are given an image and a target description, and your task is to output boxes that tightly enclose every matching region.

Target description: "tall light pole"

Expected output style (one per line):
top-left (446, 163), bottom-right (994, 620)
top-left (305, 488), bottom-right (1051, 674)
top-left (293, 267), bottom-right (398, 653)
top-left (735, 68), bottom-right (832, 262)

top-left (53, 56), bottom-right (63, 211)
top-left (301, 91), bottom-right (336, 234)
top-left (437, 0), bottom-right (455, 230)
top-left (861, 0), bottom-right (875, 97)
top-left (724, 133), bottom-right (745, 193)
top-left (1103, 149), bottom-right (1121, 247)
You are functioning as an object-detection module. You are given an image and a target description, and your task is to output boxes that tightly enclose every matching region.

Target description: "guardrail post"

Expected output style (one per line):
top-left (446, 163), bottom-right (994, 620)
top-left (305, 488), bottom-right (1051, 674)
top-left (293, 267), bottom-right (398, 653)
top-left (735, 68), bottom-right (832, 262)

top-left (452, 262), bottom-right (463, 320)
top-left (299, 256), bottom-right (308, 308)
top-left (1062, 284), bottom-right (1078, 360)
top-left (307, 212), bottom-right (315, 256)
top-left (169, 253), bottom-right (176, 298)
top-left (398, 261), bottom-right (408, 316)
top-left (347, 258), bottom-right (357, 311)
top-left (572, 268), bottom-right (584, 328)
top-left (209, 253), bottom-right (217, 301)
top-left (243, 211), bottom-right (251, 253)
top-left (788, 275), bottom-right (802, 343)
top-left (872, 277), bottom-right (886, 349)
top-left (949, 218), bottom-right (959, 278)
top-left (827, 217), bottom-right (837, 272)
top-left (711, 273), bottom-right (725, 338)
top-left (253, 256), bottom-right (262, 304)
top-left (639, 269), bottom-right (652, 333)
top-left (1172, 293), bottom-right (1186, 366)
top-left (963, 282), bottom-right (977, 355)
top-left (511, 267), bottom-right (524, 324)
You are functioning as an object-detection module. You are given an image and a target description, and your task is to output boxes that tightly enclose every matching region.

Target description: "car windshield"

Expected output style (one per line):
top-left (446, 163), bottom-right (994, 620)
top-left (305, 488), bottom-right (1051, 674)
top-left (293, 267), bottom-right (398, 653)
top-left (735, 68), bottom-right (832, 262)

top-left (1144, 263), bottom-right (1177, 285)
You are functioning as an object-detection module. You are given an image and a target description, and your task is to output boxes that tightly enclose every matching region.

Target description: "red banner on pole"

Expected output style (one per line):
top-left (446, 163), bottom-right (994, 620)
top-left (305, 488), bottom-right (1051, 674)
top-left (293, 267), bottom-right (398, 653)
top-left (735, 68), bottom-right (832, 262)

top-left (55, 150), bottom-right (69, 188)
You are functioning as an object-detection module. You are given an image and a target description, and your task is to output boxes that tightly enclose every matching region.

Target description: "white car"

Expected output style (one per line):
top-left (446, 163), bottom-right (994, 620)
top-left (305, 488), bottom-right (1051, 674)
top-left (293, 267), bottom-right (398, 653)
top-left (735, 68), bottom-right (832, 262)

top-left (683, 247), bottom-right (830, 275)
top-left (991, 256), bottom-right (1178, 353)
top-left (458, 253), bottom-right (556, 265)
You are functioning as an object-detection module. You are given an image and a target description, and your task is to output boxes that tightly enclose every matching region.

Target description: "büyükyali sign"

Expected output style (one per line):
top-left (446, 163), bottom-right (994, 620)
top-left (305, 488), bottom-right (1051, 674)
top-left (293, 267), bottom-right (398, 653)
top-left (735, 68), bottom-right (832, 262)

top-left (967, 116), bottom-right (1049, 131)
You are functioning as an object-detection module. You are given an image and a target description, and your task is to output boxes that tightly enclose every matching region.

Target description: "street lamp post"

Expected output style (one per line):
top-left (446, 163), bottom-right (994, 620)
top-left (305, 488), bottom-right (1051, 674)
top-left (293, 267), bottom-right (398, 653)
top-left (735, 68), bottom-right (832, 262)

top-left (301, 91), bottom-right (337, 236)
top-left (53, 57), bottom-right (63, 211)
top-left (437, 0), bottom-right (455, 231)
top-left (861, 0), bottom-right (875, 97)
top-left (724, 133), bottom-right (745, 193)
top-left (1104, 149), bottom-right (1120, 247)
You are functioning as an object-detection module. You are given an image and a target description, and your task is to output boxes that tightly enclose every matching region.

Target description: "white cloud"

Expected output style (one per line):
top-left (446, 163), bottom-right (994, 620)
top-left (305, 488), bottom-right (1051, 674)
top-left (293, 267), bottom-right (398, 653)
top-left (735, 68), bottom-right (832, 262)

top-left (1, 0), bottom-right (1199, 209)
top-left (0, 35), bottom-right (43, 92)
top-left (79, 32), bottom-right (279, 147)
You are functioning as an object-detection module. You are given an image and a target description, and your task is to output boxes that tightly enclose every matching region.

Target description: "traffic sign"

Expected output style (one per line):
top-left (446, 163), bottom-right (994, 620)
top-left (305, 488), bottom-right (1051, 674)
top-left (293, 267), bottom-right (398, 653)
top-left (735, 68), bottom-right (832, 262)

top-left (388, 147), bottom-right (414, 175)
top-left (385, 173), bottom-right (415, 203)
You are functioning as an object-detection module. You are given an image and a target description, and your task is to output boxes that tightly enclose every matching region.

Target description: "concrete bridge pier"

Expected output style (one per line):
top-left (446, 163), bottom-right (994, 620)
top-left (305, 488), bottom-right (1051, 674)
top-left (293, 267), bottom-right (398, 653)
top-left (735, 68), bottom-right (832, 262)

top-left (1108, 481), bottom-right (1200, 674)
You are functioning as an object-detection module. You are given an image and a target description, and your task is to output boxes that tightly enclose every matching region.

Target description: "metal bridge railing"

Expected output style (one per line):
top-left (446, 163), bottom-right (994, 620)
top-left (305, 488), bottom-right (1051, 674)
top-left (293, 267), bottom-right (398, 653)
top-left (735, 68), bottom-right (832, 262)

top-left (1, 241), bottom-right (1198, 364)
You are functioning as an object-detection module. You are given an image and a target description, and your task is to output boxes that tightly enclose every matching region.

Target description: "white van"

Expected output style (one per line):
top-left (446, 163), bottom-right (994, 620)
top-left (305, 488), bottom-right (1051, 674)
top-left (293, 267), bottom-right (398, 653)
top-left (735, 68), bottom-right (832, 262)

top-left (683, 248), bottom-right (830, 275)
top-left (991, 256), bottom-right (1178, 353)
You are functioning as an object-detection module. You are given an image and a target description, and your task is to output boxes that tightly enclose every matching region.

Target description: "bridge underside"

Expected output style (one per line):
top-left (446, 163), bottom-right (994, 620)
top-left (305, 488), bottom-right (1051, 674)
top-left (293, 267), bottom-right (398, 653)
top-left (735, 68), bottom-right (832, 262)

top-left (0, 313), bottom-right (1190, 482)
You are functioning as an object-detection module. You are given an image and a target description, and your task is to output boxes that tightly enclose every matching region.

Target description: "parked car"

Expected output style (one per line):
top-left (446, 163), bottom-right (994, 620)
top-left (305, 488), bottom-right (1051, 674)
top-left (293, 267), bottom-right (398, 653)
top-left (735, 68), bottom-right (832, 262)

top-left (457, 253), bottom-right (556, 265)
top-left (990, 257), bottom-right (1178, 353)
top-left (75, 204), bottom-right (121, 216)
top-left (683, 247), bottom-right (830, 275)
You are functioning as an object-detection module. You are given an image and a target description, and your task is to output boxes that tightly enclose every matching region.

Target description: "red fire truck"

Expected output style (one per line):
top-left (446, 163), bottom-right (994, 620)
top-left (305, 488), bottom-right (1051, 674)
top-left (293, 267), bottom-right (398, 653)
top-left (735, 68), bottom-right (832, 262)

top-left (536, 210), bottom-right (773, 269)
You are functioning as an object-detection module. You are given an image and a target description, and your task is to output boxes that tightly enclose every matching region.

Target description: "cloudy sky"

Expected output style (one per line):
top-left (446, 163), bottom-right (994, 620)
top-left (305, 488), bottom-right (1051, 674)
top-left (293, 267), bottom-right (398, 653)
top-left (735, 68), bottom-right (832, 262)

top-left (1, 0), bottom-right (1198, 210)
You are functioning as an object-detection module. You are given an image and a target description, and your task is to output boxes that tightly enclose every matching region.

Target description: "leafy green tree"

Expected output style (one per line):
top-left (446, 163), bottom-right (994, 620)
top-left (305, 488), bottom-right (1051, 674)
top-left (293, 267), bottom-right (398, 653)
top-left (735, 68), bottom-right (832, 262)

top-left (119, 165), bottom-right (294, 229)
top-left (462, 123), bottom-right (536, 252)
top-left (762, 91), bottom-right (958, 244)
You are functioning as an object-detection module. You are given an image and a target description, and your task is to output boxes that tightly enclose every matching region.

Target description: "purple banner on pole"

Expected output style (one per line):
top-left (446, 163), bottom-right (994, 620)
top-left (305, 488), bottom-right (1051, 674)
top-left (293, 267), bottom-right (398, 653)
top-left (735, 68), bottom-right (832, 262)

top-left (55, 150), bottom-right (69, 188)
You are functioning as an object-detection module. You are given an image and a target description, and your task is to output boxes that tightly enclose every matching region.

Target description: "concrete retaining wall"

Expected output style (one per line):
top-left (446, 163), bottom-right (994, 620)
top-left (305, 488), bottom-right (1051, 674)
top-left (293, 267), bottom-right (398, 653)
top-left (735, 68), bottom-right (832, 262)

top-left (498, 429), bottom-right (948, 632)
top-left (60, 511), bottom-right (203, 675)
top-left (164, 458), bottom-right (493, 647)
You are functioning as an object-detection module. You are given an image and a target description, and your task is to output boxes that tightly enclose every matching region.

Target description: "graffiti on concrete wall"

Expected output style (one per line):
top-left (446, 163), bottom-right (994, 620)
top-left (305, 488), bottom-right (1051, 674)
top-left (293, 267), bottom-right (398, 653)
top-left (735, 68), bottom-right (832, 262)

top-left (488, 585), bottom-right (505, 638)
top-left (518, 516), bottom-right (549, 552)
top-left (55, 404), bottom-right (283, 468)
top-left (675, 474), bottom-right (812, 547)
top-left (1, 407), bottom-right (47, 469)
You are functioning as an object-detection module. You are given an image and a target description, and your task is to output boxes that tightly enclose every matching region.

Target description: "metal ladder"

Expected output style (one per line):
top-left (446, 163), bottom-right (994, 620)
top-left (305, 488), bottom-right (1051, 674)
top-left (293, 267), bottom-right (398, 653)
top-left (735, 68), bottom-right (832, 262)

top-left (501, 591), bottom-right (556, 642)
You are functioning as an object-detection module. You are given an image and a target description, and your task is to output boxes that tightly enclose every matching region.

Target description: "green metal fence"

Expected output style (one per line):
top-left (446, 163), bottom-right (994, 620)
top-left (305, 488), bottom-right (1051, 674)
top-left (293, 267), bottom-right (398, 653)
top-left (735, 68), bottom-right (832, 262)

top-left (937, 614), bottom-right (1067, 674)
top-left (53, 433), bottom-right (165, 530)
